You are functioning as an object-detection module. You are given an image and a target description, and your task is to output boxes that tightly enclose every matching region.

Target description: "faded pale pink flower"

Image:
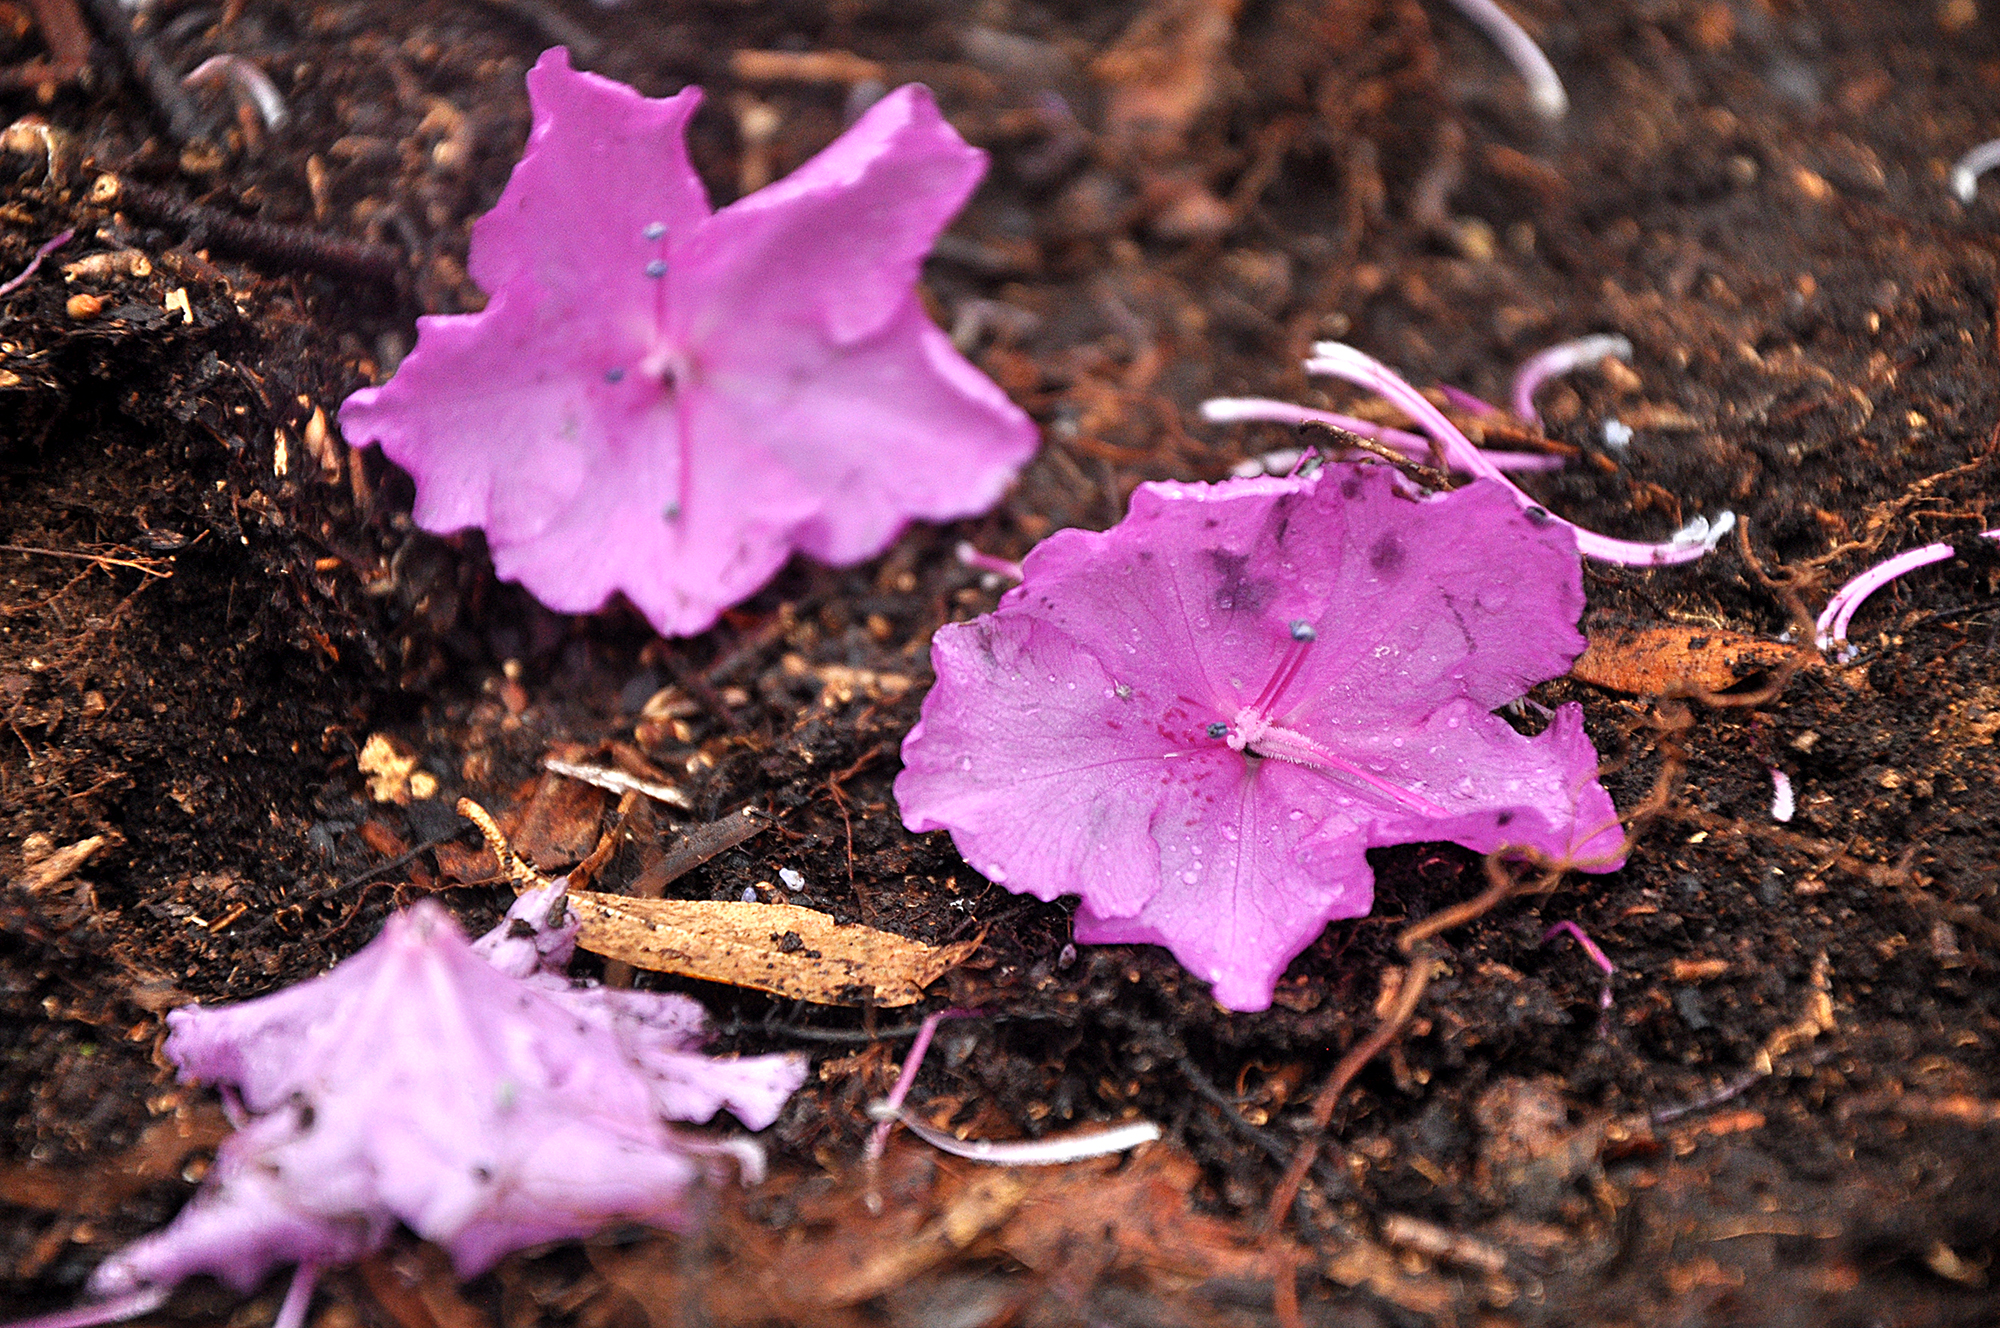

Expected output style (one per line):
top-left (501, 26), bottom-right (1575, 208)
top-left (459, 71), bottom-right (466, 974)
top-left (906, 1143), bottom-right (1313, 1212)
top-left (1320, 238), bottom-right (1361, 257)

top-left (339, 48), bottom-right (1037, 637)
top-left (54, 887), bottom-right (804, 1322)
top-left (895, 464), bottom-right (1625, 1012)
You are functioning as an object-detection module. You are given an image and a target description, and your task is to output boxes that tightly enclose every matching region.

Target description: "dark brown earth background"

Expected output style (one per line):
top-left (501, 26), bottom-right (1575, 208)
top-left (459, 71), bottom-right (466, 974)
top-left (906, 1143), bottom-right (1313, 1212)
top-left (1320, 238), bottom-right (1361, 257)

top-left (4, 0), bottom-right (2000, 1324)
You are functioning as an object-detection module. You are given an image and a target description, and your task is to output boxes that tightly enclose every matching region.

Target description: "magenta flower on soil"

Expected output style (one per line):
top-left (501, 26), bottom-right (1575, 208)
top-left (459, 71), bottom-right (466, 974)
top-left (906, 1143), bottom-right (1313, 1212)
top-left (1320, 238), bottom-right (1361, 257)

top-left (339, 48), bottom-right (1037, 637)
top-left (895, 464), bottom-right (1625, 1012)
top-left (45, 885), bottom-right (804, 1327)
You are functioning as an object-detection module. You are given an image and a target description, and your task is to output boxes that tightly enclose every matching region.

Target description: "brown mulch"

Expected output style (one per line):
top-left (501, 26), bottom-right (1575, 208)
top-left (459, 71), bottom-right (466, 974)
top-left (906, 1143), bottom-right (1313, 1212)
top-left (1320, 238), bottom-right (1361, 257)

top-left (4, 1), bottom-right (1999, 1324)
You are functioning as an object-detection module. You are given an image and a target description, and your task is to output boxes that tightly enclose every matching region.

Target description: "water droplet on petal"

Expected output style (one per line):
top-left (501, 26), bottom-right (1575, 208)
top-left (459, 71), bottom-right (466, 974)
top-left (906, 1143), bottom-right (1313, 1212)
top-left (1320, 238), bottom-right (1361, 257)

top-left (958, 756), bottom-right (973, 771)
top-left (1181, 870), bottom-right (1199, 884)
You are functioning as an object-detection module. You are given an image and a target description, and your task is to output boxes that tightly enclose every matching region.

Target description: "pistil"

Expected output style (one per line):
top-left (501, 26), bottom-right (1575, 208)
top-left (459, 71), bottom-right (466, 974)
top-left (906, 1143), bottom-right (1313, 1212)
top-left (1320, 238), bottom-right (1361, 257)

top-left (1221, 619), bottom-right (1449, 817)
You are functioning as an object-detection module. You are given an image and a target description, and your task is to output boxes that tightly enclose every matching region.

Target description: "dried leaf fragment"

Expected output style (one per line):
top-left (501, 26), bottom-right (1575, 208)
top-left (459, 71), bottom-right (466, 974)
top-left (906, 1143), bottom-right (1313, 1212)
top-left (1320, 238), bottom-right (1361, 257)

top-left (1571, 625), bottom-right (1792, 695)
top-left (567, 890), bottom-right (978, 1006)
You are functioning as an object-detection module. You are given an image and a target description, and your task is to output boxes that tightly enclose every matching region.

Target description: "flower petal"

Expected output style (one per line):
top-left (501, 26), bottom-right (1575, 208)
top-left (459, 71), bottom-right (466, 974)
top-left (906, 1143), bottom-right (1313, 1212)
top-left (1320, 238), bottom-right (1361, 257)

top-left (692, 304), bottom-right (1037, 566)
top-left (468, 48), bottom-right (710, 313)
top-left (1072, 759), bottom-right (1379, 1012)
top-left (673, 84), bottom-right (985, 350)
top-left (898, 612), bottom-right (1227, 919)
top-left (339, 285), bottom-right (639, 554)
top-left (340, 282), bottom-right (819, 634)
top-left (1346, 701), bottom-right (1628, 870)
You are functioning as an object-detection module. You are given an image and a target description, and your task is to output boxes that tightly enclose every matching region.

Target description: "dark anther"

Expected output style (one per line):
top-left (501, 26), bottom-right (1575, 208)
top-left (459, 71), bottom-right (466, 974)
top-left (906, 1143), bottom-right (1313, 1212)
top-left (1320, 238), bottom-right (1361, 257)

top-left (1206, 722), bottom-right (1229, 739)
top-left (1289, 620), bottom-right (1317, 641)
top-left (1524, 505), bottom-right (1551, 525)
top-left (508, 919), bottom-right (536, 939)
top-left (545, 897), bottom-right (571, 930)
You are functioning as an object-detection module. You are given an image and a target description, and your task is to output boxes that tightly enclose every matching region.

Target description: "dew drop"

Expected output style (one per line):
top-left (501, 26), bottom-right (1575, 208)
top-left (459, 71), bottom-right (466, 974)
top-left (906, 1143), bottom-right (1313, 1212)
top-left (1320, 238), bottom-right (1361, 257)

top-left (1181, 870), bottom-right (1199, 884)
top-left (604, 367), bottom-right (625, 383)
top-left (1287, 809), bottom-right (1304, 820)
top-left (958, 755), bottom-right (973, 772)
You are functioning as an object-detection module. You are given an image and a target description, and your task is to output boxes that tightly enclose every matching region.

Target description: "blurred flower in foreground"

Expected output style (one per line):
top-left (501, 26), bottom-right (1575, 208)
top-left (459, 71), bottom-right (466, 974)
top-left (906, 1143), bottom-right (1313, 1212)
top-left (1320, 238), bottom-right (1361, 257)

top-left (340, 48), bottom-right (1037, 637)
top-left (896, 464), bottom-right (1625, 1012)
top-left (11, 885), bottom-right (804, 1328)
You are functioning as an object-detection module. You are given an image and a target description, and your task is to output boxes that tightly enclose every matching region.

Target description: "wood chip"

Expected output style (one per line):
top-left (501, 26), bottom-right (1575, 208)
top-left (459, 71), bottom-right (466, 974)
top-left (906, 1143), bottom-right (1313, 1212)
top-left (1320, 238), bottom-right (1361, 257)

top-left (649, 806), bottom-right (768, 884)
top-left (18, 834), bottom-right (102, 891)
top-left (544, 756), bottom-right (691, 809)
top-left (1571, 625), bottom-right (1793, 695)
top-left (567, 891), bottom-right (979, 1006)
top-left (357, 732), bottom-right (436, 804)
top-left (730, 49), bottom-right (886, 84)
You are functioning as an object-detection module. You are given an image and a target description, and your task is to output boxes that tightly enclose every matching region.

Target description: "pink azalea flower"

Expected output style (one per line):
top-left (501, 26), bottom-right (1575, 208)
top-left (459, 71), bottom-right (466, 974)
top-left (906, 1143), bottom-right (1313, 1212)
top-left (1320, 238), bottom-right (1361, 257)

top-left (339, 48), bottom-right (1037, 637)
top-left (15, 886), bottom-right (804, 1328)
top-left (895, 464), bottom-right (1626, 1012)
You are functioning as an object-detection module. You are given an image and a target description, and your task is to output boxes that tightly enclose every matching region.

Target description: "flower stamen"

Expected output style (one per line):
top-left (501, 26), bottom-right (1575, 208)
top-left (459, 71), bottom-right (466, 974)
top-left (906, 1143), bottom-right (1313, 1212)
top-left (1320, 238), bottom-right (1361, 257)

top-left (1221, 620), bottom-right (1448, 816)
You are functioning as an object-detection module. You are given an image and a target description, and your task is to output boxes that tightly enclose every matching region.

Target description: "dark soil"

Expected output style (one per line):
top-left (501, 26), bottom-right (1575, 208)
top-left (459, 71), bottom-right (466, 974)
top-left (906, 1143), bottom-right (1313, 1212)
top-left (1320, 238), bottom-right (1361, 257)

top-left (4, 1), bottom-right (1999, 1324)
